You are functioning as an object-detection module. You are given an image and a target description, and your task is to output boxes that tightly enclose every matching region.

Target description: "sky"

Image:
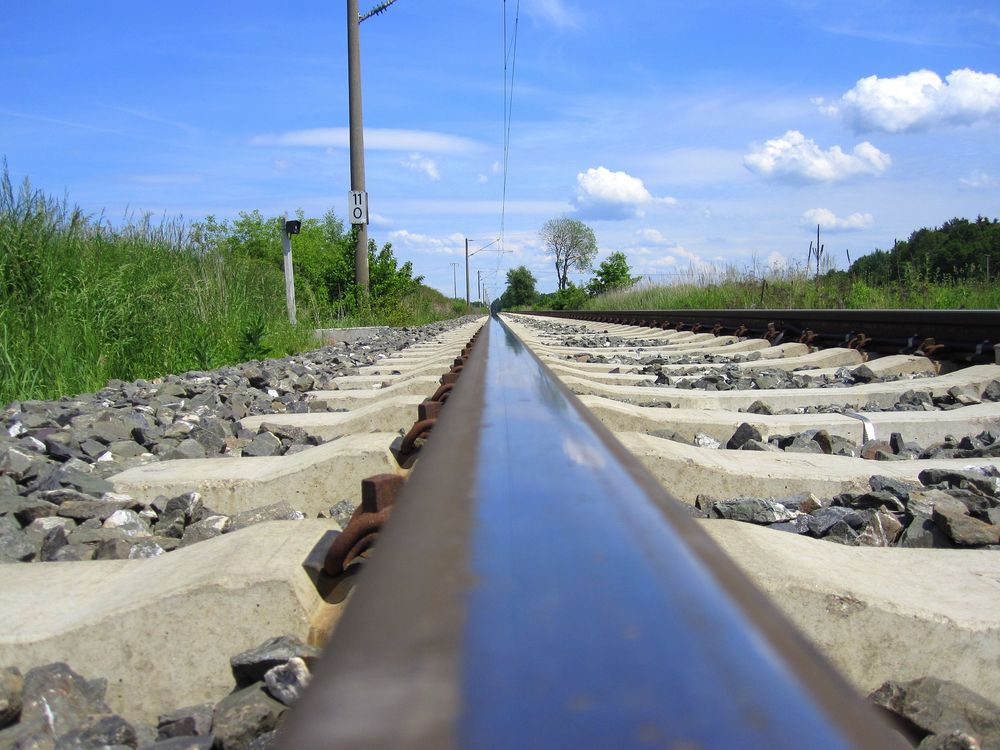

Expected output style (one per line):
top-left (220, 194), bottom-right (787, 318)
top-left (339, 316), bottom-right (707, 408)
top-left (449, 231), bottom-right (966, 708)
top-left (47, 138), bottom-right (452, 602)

top-left (2, 1), bottom-right (999, 298)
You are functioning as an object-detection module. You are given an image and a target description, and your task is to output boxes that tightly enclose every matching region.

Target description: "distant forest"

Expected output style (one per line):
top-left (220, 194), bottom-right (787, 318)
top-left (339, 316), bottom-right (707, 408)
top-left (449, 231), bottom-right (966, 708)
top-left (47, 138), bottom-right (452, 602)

top-left (850, 216), bottom-right (1000, 282)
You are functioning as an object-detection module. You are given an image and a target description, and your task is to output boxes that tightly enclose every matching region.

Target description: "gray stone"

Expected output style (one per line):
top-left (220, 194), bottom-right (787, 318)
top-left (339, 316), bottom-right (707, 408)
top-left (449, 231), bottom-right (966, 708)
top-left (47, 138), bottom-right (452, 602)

top-left (869, 475), bottom-right (920, 502)
top-left (244, 730), bottom-right (279, 750)
top-left (263, 657), bottom-right (310, 707)
top-left (917, 730), bottom-right (981, 749)
top-left (49, 543), bottom-right (94, 562)
top-left (20, 663), bottom-right (111, 737)
top-left (726, 423), bottom-right (762, 450)
top-left (0, 497), bottom-right (58, 526)
top-left (162, 439), bottom-right (208, 461)
top-left (39, 527), bottom-right (70, 562)
top-left (164, 493), bottom-right (204, 524)
top-left (0, 531), bottom-right (38, 563)
top-left (0, 667), bottom-right (23, 729)
top-left (57, 499), bottom-right (133, 522)
top-left (93, 538), bottom-right (134, 560)
top-left (824, 519), bottom-right (860, 545)
top-left (181, 515), bottom-right (231, 545)
top-left (54, 712), bottom-right (137, 749)
top-left (0, 447), bottom-right (36, 480)
top-left (128, 539), bottom-right (166, 558)
top-left (0, 717), bottom-right (51, 750)
top-left (211, 685), bottom-right (286, 750)
top-left (920, 468), bottom-right (1000, 498)
top-left (807, 506), bottom-right (865, 537)
top-left (692, 433), bottom-right (721, 449)
top-left (739, 438), bottom-right (780, 452)
top-left (230, 636), bottom-right (321, 689)
top-left (709, 497), bottom-right (795, 524)
top-left (147, 736), bottom-right (215, 750)
top-left (835, 490), bottom-right (905, 514)
top-left (241, 433), bottom-right (282, 458)
top-left (745, 400), bottom-right (774, 415)
top-left (856, 510), bottom-right (903, 547)
top-left (869, 677), bottom-right (1000, 748)
top-left (156, 703), bottom-right (214, 739)
top-left (103, 509), bottom-right (151, 538)
top-left (108, 440), bottom-right (148, 458)
top-left (230, 503), bottom-right (304, 532)
top-left (785, 435), bottom-right (824, 454)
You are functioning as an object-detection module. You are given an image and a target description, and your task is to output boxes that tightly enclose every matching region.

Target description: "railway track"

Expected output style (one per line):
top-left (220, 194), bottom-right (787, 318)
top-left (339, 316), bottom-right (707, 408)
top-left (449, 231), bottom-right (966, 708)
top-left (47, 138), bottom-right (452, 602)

top-left (2, 309), bottom-right (1000, 748)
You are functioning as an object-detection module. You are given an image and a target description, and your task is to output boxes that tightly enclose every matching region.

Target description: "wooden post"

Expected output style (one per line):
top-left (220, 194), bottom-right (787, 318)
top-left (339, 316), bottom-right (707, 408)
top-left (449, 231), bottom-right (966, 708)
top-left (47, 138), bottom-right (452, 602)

top-left (282, 214), bottom-right (297, 326)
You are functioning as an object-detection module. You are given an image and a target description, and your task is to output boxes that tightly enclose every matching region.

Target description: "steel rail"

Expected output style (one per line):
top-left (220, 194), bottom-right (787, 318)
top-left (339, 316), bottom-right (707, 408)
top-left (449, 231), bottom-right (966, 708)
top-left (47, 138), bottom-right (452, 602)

top-left (280, 313), bottom-right (907, 749)
top-left (522, 308), bottom-right (1000, 359)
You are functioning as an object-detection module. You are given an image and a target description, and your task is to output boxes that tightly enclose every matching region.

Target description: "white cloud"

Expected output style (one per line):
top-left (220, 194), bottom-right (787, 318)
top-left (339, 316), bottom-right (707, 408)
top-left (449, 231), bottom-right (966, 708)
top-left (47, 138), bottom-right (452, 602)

top-left (822, 69), bottom-right (1000, 133)
top-left (369, 213), bottom-right (393, 227)
top-left (250, 128), bottom-right (482, 154)
top-left (477, 174), bottom-right (489, 184)
top-left (634, 228), bottom-right (669, 244)
top-left (573, 167), bottom-right (677, 220)
top-left (960, 170), bottom-right (998, 189)
top-left (388, 230), bottom-right (465, 254)
top-left (767, 251), bottom-right (787, 270)
top-left (743, 130), bottom-right (890, 183)
top-left (400, 153), bottom-right (440, 181)
top-left (801, 208), bottom-right (875, 232)
top-left (526, 0), bottom-right (581, 29)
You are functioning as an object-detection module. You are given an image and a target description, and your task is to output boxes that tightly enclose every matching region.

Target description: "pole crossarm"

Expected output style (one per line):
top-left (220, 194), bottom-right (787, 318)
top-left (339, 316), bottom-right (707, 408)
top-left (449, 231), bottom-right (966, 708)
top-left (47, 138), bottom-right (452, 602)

top-left (361, 0), bottom-right (400, 22)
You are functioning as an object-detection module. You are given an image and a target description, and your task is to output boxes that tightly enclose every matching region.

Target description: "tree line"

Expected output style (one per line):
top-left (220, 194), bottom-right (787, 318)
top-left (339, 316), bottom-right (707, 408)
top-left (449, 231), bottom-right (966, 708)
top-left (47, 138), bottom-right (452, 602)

top-left (848, 216), bottom-right (1000, 283)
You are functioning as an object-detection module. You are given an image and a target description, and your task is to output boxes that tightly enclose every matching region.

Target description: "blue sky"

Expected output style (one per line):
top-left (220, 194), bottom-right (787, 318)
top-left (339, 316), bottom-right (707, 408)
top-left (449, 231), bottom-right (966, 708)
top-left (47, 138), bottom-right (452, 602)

top-left (3, 1), bottom-right (999, 297)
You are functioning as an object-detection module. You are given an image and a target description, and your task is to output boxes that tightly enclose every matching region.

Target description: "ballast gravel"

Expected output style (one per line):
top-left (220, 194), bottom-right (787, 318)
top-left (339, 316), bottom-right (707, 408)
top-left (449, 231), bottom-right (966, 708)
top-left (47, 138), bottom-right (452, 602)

top-left (0, 635), bottom-right (317, 750)
top-left (0, 317), bottom-right (476, 563)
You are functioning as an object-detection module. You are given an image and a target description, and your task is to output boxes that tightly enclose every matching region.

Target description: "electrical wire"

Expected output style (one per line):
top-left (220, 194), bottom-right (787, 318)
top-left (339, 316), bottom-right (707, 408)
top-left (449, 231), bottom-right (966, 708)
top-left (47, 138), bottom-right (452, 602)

top-left (498, 0), bottom-right (520, 279)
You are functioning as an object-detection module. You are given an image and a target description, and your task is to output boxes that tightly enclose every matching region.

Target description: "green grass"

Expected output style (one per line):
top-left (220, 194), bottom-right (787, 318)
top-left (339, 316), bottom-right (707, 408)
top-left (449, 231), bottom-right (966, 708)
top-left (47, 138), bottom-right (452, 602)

top-left (582, 265), bottom-right (1000, 312)
top-left (0, 169), bottom-right (465, 404)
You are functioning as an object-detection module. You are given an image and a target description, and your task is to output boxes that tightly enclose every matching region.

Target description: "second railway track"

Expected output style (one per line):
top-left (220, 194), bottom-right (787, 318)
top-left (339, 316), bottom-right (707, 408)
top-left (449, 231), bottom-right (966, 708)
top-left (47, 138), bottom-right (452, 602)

top-left (2, 309), bottom-right (999, 748)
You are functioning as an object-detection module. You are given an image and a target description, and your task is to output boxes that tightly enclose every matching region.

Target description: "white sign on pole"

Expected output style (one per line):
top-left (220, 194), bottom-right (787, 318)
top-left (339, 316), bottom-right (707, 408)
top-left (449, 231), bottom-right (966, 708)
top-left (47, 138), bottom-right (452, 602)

top-left (349, 191), bottom-right (369, 225)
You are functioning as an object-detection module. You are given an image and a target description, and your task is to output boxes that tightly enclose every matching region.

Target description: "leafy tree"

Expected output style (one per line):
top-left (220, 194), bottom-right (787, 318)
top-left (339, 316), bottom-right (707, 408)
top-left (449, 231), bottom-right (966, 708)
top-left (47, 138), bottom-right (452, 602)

top-left (850, 216), bottom-right (1000, 282)
top-left (586, 251), bottom-right (640, 296)
top-left (547, 282), bottom-right (588, 310)
top-left (189, 210), bottom-right (422, 313)
top-left (539, 217), bottom-right (598, 290)
top-left (499, 265), bottom-right (537, 308)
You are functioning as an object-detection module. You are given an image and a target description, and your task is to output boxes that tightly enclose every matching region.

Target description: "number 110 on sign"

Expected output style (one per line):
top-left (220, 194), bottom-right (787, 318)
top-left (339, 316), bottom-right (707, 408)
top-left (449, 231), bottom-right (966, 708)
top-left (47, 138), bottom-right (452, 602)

top-left (349, 191), bottom-right (369, 225)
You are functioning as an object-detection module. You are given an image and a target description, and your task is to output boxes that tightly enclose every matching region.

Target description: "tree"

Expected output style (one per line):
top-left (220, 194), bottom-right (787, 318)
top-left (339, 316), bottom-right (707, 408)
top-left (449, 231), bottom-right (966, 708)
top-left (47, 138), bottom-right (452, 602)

top-left (586, 251), bottom-right (640, 296)
top-left (500, 265), bottom-right (537, 308)
top-left (539, 217), bottom-right (598, 290)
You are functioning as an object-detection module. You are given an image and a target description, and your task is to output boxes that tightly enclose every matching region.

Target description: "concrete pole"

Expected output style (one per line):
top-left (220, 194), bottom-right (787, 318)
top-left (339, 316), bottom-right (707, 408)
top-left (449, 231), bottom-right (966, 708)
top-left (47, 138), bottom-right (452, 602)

top-left (465, 237), bottom-right (471, 311)
top-left (348, 0), bottom-right (369, 294)
top-left (477, 270), bottom-right (482, 306)
top-left (282, 214), bottom-right (297, 326)
top-left (450, 262), bottom-right (459, 299)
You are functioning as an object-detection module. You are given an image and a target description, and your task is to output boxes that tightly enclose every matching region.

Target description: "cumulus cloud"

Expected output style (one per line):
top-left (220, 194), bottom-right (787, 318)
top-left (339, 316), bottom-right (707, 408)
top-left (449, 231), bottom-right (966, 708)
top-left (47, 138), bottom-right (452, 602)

top-left (250, 127), bottom-right (482, 154)
top-left (960, 170), bottom-right (998, 189)
top-left (743, 130), bottom-right (890, 183)
top-left (821, 69), bottom-right (1000, 133)
top-left (388, 230), bottom-right (465, 254)
top-left (400, 153), bottom-right (440, 181)
top-left (801, 208), bottom-right (874, 232)
top-left (634, 228), bottom-right (669, 244)
top-left (573, 167), bottom-right (676, 220)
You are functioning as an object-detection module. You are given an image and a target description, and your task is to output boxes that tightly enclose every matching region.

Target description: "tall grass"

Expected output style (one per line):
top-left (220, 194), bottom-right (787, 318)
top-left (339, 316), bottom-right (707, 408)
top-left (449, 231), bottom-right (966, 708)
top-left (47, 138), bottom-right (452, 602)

top-left (585, 263), bottom-right (1000, 311)
top-left (0, 171), bottom-right (315, 403)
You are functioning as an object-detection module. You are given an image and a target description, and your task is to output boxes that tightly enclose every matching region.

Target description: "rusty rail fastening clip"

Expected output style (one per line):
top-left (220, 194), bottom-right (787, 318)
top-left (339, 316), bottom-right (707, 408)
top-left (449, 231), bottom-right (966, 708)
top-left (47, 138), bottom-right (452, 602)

top-left (847, 332), bottom-right (872, 351)
top-left (323, 473), bottom-right (406, 575)
top-left (916, 337), bottom-right (945, 358)
top-left (799, 329), bottom-right (817, 346)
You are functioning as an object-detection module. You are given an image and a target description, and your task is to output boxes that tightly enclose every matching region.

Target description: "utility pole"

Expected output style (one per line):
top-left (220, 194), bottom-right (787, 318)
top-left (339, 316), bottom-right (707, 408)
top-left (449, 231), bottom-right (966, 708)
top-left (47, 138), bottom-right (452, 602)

top-left (450, 262), bottom-right (459, 299)
top-left (347, 0), bottom-right (400, 297)
top-left (465, 236), bottom-right (501, 311)
top-left (281, 214), bottom-right (298, 325)
top-left (477, 270), bottom-right (482, 307)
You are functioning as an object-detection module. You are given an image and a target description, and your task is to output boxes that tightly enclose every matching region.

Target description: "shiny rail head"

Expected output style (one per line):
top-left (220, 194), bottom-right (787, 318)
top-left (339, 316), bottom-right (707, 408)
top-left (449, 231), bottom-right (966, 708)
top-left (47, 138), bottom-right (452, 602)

top-left (279, 313), bottom-right (908, 750)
